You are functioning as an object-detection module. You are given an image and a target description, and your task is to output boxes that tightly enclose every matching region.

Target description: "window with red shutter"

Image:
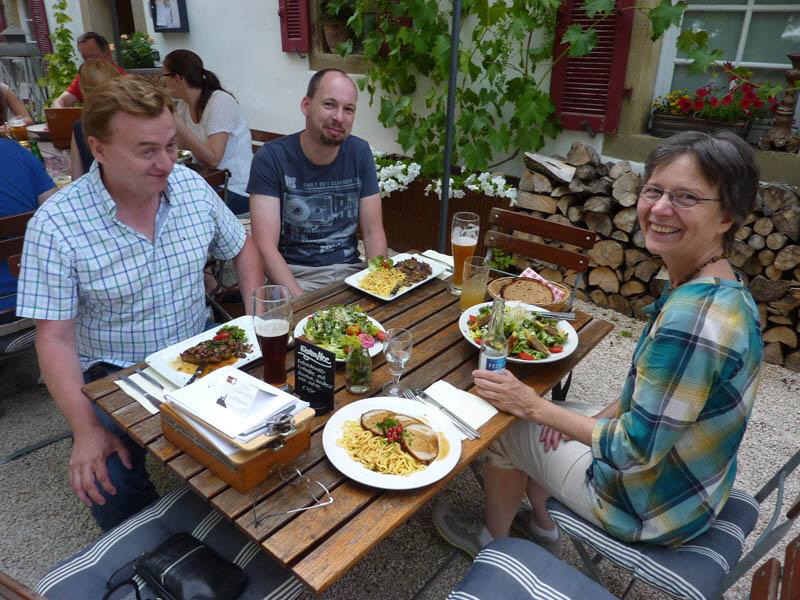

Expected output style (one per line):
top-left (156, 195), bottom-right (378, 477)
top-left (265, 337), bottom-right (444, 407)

top-left (26, 0), bottom-right (53, 55)
top-left (279, 0), bottom-right (311, 53)
top-left (549, 0), bottom-right (635, 134)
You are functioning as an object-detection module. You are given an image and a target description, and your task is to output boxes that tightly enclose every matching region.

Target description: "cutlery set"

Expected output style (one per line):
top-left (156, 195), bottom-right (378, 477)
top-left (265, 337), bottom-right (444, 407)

top-left (403, 388), bottom-right (480, 440)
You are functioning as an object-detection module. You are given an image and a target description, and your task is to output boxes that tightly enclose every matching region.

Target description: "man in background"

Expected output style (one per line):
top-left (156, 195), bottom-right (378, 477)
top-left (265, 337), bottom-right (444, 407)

top-left (52, 32), bottom-right (126, 108)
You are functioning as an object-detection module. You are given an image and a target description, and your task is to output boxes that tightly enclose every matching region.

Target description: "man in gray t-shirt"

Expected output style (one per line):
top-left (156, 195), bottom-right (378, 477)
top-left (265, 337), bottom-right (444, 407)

top-left (248, 68), bottom-right (387, 296)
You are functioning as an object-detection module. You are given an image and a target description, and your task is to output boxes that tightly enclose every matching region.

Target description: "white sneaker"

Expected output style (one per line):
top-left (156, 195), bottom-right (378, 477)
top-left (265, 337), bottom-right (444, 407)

top-left (511, 507), bottom-right (562, 555)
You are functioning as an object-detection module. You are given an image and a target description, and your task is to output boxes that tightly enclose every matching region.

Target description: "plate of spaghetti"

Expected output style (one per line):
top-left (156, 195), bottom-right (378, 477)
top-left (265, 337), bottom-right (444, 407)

top-left (322, 397), bottom-right (462, 490)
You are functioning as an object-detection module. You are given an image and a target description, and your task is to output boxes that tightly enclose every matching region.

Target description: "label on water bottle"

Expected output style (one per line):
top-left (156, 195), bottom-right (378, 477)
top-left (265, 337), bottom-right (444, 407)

top-left (479, 353), bottom-right (506, 371)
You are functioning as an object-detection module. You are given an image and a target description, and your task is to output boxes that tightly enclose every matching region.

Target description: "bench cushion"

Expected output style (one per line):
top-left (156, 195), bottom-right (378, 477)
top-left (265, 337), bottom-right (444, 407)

top-left (546, 489), bottom-right (760, 600)
top-left (448, 537), bottom-right (617, 600)
top-left (36, 485), bottom-right (304, 600)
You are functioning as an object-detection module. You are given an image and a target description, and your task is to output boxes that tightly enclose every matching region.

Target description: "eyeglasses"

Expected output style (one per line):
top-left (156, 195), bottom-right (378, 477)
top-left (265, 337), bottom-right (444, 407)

top-left (251, 466), bottom-right (333, 527)
top-left (638, 184), bottom-right (720, 209)
top-left (160, 73), bottom-right (176, 79)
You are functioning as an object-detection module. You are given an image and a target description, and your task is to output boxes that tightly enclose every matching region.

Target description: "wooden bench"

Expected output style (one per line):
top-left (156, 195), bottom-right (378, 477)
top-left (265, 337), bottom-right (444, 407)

top-left (250, 129), bottom-right (284, 154)
top-left (750, 534), bottom-right (800, 600)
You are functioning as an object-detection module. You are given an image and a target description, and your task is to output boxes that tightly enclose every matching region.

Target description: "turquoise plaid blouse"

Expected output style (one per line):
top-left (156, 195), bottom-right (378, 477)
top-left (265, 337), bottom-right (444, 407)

top-left (589, 277), bottom-right (762, 546)
top-left (17, 162), bottom-right (246, 371)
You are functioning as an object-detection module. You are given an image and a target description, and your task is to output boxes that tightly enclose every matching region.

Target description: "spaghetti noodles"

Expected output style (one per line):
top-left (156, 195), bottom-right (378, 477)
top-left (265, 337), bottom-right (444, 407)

top-left (337, 420), bottom-right (425, 475)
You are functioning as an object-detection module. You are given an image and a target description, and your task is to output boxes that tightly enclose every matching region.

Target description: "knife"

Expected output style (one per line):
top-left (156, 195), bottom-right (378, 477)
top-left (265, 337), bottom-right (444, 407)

top-left (415, 388), bottom-right (480, 439)
top-left (119, 376), bottom-right (163, 409)
top-left (134, 367), bottom-right (169, 391)
top-left (185, 364), bottom-right (206, 386)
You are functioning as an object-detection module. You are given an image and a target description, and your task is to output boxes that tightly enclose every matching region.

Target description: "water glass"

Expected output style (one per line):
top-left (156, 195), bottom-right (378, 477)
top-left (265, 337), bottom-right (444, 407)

top-left (253, 285), bottom-right (292, 390)
top-left (382, 328), bottom-right (413, 397)
top-left (459, 256), bottom-right (490, 311)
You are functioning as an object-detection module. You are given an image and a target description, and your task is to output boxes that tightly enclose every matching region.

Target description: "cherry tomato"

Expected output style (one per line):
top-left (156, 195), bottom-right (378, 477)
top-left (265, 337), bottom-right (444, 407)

top-left (345, 325), bottom-right (362, 336)
top-left (375, 330), bottom-right (386, 342)
top-left (213, 331), bottom-right (230, 341)
top-left (549, 345), bottom-right (563, 353)
top-left (474, 337), bottom-right (482, 346)
top-left (517, 352), bottom-right (535, 360)
top-left (468, 315), bottom-right (477, 324)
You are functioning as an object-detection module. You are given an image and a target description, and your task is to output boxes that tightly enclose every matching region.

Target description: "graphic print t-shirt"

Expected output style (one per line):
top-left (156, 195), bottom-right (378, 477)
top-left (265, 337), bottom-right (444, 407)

top-left (247, 132), bottom-right (379, 267)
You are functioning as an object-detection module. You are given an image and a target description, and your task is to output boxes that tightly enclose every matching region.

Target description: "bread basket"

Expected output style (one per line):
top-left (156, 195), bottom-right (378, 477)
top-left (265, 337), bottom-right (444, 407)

top-left (487, 277), bottom-right (571, 312)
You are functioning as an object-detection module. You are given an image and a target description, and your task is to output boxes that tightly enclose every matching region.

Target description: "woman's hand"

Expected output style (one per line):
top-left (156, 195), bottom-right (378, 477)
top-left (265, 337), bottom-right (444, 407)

top-left (472, 368), bottom-right (546, 420)
top-left (539, 425), bottom-right (570, 452)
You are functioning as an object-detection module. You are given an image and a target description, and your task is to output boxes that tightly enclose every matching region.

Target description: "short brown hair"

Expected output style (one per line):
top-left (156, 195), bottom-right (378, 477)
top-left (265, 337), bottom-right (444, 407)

top-left (77, 32), bottom-right (110, 51)
top-left (78, 59), bottom-right (121, 99)
top-left (83, 76), bottom-right (174, 142)
top-left (306, 68), bottom-right (355, 98)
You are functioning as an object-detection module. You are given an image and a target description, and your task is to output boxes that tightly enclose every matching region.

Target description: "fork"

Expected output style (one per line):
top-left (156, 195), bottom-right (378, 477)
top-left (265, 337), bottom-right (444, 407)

top-left (403, 389), bottom-right (478, 440)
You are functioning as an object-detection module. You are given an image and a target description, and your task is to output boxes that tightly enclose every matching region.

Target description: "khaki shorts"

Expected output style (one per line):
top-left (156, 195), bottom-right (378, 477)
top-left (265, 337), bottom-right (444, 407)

top-left (288, 262), bottom-right (365, 294)
top-left (486, 402), bottom-right (603, 527)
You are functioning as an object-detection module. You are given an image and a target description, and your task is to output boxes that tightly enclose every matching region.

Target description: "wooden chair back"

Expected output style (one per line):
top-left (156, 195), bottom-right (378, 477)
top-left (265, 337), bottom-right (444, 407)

top-left (44, 107), bottom-right (82, 150)
top-left (749, 534), bottom-right (800, 600)
top-left (484, 208), bottom-right (597, 273)
top-left (250, 129), bottom-right (284, 154)
top-left (0, 571), bottom-right (45, 600)
top-left (0, 210), bottom-right (34, 278)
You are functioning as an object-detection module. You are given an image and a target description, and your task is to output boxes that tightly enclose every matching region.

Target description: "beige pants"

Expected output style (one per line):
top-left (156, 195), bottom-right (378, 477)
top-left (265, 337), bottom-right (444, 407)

top-left (486, 402), bottom-right (603, 527)
top-left (288, 262), bottom-right (365, 294)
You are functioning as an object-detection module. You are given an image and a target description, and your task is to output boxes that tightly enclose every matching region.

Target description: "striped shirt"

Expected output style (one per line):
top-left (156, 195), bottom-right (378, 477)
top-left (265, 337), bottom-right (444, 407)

top-left (589, 277), bottom-right (762, 546)
top-left (17, 162), bottom-right (246, 371)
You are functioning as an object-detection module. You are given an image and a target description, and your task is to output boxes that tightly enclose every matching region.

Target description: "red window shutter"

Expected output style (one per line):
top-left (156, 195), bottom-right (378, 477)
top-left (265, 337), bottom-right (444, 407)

top-left (27, 0), bottom-right (53, 55)
top-left (279, 0), bottom-right (310, 53)
top-left (550, 0), bottom-right (635, 134)
top-left (0, 2), bottom-right (8, 39)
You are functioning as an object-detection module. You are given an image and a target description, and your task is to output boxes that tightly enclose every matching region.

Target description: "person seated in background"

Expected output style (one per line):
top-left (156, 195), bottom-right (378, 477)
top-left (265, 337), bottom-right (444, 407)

top-left (69, 60), bottom-right (122, 179)
top-left (161, 50), bottom-right (253, 215)
top-left (0, 138), bottom-right (56, 315)
top-left (17, 76), bottom-right (262, 532)
top-left (433, 131), bottom-right (763, 557)
top-left (51, 32), bottom-right (126, 108)
top-left (1, 81), bottom-right (34, 125)
top-left (248, 68), bottom-right (387, 297)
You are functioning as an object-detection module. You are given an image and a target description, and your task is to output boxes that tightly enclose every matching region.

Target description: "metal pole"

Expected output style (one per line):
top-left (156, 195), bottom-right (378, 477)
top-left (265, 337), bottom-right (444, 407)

top-left (110, 0), bottom-right (123, 66)
top-left (437, 0), bottom-right (462, 253)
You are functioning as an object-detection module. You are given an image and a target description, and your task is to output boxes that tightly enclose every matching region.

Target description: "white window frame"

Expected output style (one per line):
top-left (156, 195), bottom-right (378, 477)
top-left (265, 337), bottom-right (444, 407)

top-left (653, 1), bottom-right (800, 100)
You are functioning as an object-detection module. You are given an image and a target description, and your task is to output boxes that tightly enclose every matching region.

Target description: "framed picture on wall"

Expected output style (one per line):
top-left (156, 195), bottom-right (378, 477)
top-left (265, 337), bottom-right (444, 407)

top-left (150, 0), bottom-right (189, 33)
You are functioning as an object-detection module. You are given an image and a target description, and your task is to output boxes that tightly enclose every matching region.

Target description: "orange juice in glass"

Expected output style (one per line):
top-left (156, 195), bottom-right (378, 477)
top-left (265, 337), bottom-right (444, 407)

top-left (450, 212), bottom-right (479, 295)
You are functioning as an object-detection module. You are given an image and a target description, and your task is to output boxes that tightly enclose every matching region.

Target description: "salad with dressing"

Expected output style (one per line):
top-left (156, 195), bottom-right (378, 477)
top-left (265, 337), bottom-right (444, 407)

top-left (466, 304), bottom-right (568, 361)
top-left (302, 305), bottom-right (385, 360)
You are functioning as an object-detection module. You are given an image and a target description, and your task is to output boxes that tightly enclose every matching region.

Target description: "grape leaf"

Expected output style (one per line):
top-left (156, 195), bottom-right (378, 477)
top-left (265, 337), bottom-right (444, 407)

top-left (561, 25), bottom-right (597, 57)
top-left (585, 0), bottom-right (615, 18)
top-left (649, 0), bottom-right (686, 41)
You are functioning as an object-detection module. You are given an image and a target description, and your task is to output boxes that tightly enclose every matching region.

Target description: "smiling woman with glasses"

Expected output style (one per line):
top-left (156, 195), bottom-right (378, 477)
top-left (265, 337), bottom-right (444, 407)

top-left (434, 130), bottom-right (764, 559)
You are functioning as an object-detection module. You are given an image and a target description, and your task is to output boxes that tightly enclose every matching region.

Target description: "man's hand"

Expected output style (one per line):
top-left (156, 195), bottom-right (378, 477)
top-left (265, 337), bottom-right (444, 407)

top-left (473, 368), bottom-right (545, 420)
top-left (69, 423), bottom-right (132, 507)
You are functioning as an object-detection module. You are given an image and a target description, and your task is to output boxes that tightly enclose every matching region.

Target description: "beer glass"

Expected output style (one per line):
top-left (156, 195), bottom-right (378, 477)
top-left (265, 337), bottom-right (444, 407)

top-left (450, 212), bottom-right (480, 295)
top-left (253, 285), bottom-right (292, 390)
top-left (8, 116), bottom-right (28, 141)
top-left (459, 256), bottom-right (490, 311)
top-left (382, 328), bottom-right (413, 397)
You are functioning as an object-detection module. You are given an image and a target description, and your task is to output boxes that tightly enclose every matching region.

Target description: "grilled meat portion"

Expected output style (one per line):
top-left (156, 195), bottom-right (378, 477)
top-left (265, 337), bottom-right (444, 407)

top-left (395, 258), bottom-right (433, 286)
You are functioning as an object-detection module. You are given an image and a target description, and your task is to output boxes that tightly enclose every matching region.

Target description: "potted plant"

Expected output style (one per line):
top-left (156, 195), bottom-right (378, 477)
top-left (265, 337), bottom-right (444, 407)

top-left (38, 0), bottom-right (78, 103)
top-left (119, 32), bottom-right (159, 69)
top-left (651, 64), bottom-right (781, 139)
top-left (320, 0), bottom-right (357, 53)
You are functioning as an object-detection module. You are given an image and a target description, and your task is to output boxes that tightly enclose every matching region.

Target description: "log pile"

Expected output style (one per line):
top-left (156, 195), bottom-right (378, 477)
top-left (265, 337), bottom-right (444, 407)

top-left (515, 143), bottom-right (800, 371)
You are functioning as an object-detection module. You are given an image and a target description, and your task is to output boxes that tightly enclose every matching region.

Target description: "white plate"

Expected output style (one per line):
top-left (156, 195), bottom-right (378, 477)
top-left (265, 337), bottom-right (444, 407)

top-left (294, 313), bottom-right (384, 362)
top-left (322, 397), bottom-right (462, 490)
top-left (344, 253), bottom-right (447, 301)
top-left (26, 123), bottom-right (50, 139)
top-left (459, 301), bottom-right (578, 364)
top-left (145, 315), bottom-right (261, 387)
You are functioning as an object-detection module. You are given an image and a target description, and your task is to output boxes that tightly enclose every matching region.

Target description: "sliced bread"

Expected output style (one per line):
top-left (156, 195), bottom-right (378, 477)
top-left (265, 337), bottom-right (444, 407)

top-left (500, 278), bottom-right (554, 305)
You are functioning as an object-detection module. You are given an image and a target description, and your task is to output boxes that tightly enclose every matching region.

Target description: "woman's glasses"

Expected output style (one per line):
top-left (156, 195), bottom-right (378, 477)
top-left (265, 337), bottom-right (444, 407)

top-left (638, 184), bottom-right (720, 209)
top-left (251, 466), bottom-right (333, 527)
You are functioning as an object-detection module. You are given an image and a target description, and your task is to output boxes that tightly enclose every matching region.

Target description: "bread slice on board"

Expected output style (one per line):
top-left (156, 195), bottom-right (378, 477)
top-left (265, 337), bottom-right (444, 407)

top-left (499, 278), bottom-right (554, 305)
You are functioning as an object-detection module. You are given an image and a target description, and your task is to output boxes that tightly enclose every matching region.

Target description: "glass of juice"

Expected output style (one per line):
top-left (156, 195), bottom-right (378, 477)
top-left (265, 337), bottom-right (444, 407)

top-left (253, 285), bottom-right (292, 390)
top-left (459, 256), bottom-right (490, 311)
top-left (450, 212), bottom-right (479, 295)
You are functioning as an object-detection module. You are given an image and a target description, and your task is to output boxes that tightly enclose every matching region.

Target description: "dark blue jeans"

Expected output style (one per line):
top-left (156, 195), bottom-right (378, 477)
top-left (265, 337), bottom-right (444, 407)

top-left (83, 362), bottom-right (159, 532)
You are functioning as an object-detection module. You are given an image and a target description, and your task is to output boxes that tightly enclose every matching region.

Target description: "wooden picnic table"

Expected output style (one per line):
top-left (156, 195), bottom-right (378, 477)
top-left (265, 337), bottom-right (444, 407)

top-left (82, 277), bottom-right (613, 594)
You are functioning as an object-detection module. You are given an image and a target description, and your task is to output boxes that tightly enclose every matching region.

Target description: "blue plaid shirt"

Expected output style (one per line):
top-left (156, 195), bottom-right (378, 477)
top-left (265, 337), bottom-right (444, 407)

top-left (589, 278), bottom-right (762, 545)
top-left (17, 162), bottom-right (246, 371)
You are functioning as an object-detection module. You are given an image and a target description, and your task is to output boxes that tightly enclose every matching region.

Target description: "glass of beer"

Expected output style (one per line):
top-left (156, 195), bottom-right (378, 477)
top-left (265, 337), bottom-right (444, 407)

top-left (253, 285), bottom-right (292, 390)
top-left (8, 116), bottom-right (28, 141)
top-left (459, 256), bottom-right (490, 311)
top-left (450, 212), bottom-right (480, 295)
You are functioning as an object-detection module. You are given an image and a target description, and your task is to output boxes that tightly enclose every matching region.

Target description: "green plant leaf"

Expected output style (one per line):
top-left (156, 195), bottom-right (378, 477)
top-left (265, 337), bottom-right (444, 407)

top-left (684, 46), bottom-right (723, 74)
top-left (649, 0), bottom-right (686, 41)
top-left (561, 24), bottom-right (597, 57)
top-left (585, 0), bottom-right (615, 18)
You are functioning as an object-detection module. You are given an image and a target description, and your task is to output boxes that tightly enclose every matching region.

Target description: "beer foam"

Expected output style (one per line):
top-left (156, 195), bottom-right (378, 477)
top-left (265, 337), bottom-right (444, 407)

top-left (453, 236), bottom-right (477, 246)
top-left (255, 319), bottom-right (290, 336)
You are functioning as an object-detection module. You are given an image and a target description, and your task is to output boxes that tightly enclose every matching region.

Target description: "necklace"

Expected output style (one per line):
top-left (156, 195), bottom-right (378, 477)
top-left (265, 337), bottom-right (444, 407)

top-left (674, 254), bottom-right (726, 288)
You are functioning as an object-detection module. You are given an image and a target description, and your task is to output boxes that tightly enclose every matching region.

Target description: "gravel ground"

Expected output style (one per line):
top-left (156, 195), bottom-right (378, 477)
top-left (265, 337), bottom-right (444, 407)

top-left (1, 300), bottom-right (798, 599)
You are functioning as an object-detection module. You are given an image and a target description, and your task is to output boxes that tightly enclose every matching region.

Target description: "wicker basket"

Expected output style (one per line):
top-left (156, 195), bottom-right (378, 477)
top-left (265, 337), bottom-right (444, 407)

top-left (487, 277), bottom-right (571, 312)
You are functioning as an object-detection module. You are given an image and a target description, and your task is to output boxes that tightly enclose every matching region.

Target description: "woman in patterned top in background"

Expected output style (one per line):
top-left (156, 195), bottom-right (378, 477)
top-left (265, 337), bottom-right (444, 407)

top-left (433, 130), bottom-right (763, 555)
top-left (161, 49), bottom-right (253, 215)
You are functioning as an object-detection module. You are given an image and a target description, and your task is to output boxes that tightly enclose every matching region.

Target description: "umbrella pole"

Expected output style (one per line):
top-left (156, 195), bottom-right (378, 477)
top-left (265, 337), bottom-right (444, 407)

top-left (437, 0), bottom-right (462, 254)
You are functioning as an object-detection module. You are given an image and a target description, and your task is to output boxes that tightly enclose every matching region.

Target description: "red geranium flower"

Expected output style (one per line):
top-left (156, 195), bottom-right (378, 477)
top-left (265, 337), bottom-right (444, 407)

top-left (741, 97), bottom-right (753, 110)
top-left (754, 98), bottom-right (764, 109)
top-left (678, 97), bottom-right (693, 113)
top-left (721, 94), bottom-right (733, 106)
top-left (709, 97), bottom-right (719, 107)
top-left (693, 99), bottom-right (705, 111)
top-left (695, 87), bottom-right (710, 98)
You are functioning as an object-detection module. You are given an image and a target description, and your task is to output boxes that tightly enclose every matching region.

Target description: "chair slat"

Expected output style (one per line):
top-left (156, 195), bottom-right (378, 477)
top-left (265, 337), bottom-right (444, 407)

top-left (250, 129), bottom-right (285, 154)
top-left (781, 535), bottom-right (800, 600)
top-left (8, 254), bottom-right (21, 278)
top-left (484, 230), bottom-right (590, 272)
top-left (750, 558), bottom-right (781, 600)
top-left (0, 237), bottom-right (24, 261)
top-left (0, 211), bottom-right (35, 237)
top-left (488, 208), bottom-right (597, 249)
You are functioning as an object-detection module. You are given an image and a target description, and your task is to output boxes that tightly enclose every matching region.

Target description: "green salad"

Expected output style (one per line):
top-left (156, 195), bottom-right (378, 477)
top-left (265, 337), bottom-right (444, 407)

top-left (302, 304), bottom-right (385, 360)
top-left (466, 304), bottom-right (568, 361)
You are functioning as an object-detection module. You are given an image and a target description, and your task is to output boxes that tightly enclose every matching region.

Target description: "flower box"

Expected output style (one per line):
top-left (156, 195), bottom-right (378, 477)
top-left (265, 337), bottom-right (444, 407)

top-left (651, 112), bottom-right (750, 139)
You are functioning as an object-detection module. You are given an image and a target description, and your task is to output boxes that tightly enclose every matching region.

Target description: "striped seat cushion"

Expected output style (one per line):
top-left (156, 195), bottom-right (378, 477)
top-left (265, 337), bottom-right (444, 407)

top-left (448, 537), bottom-right (617, 600)
top-left (546, 489), bottom-right (760, 600)
top-left (36, 485), bottom-right (304, 600)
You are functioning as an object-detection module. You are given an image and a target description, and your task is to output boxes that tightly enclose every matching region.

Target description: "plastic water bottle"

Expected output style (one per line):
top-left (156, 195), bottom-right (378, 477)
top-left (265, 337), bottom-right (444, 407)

top-left (478, 298), bottom-right (507, 371)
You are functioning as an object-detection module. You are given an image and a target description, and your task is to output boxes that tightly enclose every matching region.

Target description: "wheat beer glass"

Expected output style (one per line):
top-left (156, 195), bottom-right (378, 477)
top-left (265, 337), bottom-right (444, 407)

top-left (253, 285), bottom-right (292, 390)
top-left (459, 256), bottom-right (490, 311)
top-left (450, 212), bottom-right (480, 295)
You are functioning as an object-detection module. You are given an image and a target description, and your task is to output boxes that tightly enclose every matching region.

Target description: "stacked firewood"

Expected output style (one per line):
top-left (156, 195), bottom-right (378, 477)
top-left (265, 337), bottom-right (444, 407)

top-left (513, 142), bottom-right (800, 371)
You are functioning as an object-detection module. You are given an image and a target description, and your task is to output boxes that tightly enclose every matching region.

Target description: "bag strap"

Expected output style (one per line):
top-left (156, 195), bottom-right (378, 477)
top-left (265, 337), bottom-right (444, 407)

top-left (102, 578), bottom-right (143, 600)
top-left (103, 558), bottom-right (143, 600)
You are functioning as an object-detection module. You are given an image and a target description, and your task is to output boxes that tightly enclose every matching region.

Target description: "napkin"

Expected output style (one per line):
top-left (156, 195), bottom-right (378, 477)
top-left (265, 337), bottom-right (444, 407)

top-left (425, 380), bottom-right (498, 441)
top-left (519, 267), bottom-right (566, 302)
top-left (114, 367), bottom-right (176, 415)
top-left (421, 250), bottom-right (454, 280)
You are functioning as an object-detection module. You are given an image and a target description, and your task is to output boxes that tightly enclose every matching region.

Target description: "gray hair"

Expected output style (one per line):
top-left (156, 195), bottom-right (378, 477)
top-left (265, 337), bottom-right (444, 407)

top-left (643, 130), bottom-right (759, 251)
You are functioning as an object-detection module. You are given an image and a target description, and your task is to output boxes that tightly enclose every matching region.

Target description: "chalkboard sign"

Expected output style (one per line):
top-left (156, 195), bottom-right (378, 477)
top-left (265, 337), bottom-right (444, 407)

top-left (295, 338), bottom-right (335, 415)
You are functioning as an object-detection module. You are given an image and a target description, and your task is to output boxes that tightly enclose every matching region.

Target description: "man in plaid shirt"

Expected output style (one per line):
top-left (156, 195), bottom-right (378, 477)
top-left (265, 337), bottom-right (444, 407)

top-left (17, 77), bottom-right (263, 531)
